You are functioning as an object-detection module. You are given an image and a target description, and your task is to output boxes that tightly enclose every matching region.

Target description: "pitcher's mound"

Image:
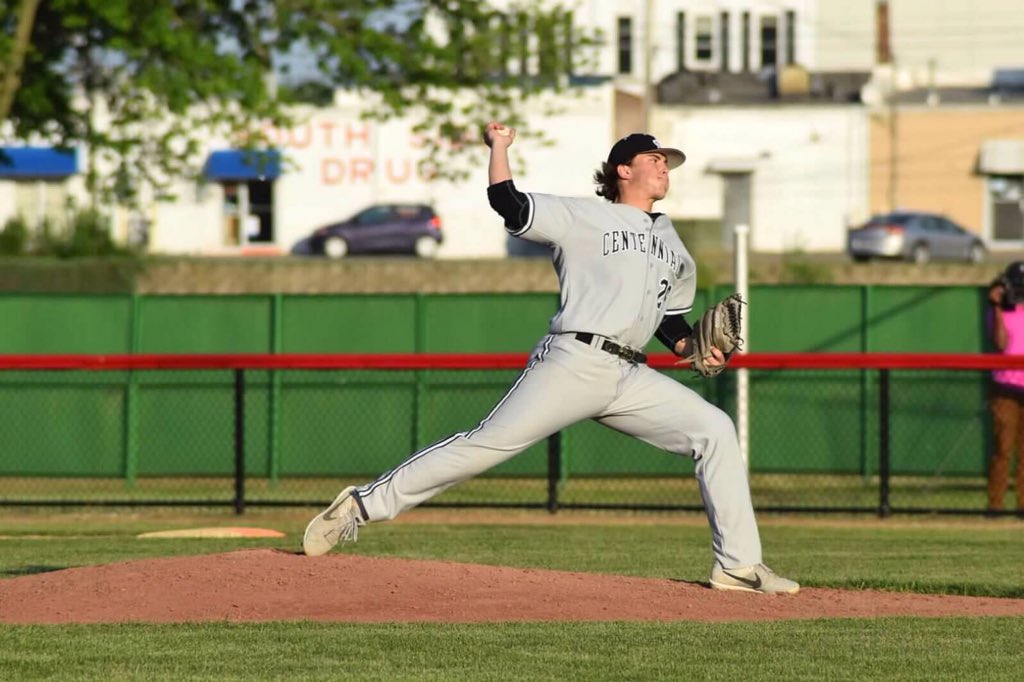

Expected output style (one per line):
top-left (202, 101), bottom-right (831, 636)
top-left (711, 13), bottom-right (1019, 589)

top-left (1, 549), bottom-right (1022, 624)
top-left (137, 527), bottom-right (285, 539)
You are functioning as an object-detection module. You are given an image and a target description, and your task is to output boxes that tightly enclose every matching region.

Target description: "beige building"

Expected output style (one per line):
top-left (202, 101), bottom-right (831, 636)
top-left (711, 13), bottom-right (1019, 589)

top-left (870, 100), bottom-right (1024, 246)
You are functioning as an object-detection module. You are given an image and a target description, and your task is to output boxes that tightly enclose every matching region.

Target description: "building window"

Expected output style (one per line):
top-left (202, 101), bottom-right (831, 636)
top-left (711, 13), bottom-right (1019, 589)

top-left (720, 11), bottom-right (730, 72)
top-left (741, 11), bottom-right (750, 71)
top-left (517, 12), bottom-right (530, 76)
top-left (695, 15), bottom-right (713, 61)
top-left (563, 11), bottom-right (574, 76)
top-left (676, 12), bottom-right (686, 71)
top-left (495, 13), bottom-right (509, 77)
top-left (785, 10), bottom-right (796, 65)
top-left (760, 16), bottom-right (778, 69)
top-left (617, 16), bottom-right (633, 74)
top-left (991, 177), bottom-right (1024, 241)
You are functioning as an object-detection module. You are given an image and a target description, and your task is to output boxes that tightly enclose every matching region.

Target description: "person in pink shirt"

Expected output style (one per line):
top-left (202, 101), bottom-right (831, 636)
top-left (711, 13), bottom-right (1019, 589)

top-left (986, 261), bottom-right (1024, 513)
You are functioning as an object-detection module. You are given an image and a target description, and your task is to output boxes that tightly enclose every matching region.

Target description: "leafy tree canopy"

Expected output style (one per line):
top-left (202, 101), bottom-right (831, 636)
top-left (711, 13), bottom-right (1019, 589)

top-left (0, 0), bottom-right (598, 203)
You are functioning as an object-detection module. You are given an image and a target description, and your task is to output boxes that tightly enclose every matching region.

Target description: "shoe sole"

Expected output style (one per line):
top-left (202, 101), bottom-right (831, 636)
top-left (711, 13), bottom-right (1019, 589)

top-left (710, 578), bottom-right (800, 595)
top-left (302, 487), bottom-right (355, 557)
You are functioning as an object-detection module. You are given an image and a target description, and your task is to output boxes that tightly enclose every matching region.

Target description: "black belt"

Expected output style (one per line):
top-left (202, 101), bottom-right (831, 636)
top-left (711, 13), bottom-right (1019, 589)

top-left (574, 333), bottom-right (647, 364)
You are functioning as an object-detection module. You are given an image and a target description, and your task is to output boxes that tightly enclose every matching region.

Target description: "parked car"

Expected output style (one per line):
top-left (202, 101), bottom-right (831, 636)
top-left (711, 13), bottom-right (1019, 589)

top-left (308, 203), bottom-right (443, 258)
top-left (846, 211), bottom-right (986, 264)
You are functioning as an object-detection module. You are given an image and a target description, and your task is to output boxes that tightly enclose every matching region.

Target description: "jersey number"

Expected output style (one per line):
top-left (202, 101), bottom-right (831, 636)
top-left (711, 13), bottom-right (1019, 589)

top-left (656, 279), bottom-right (672, 310)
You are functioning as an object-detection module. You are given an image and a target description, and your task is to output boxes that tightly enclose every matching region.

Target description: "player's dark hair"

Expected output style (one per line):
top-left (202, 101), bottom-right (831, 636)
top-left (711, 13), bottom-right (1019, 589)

top-left (593, 162), bottom-right (620, 203)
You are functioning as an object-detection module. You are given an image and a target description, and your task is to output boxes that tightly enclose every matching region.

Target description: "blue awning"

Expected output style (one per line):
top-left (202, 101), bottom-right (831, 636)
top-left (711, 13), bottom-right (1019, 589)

top-left (204, 149), bottom-right (281, 181)
top-left (0, 146), bottom-right (78, 178)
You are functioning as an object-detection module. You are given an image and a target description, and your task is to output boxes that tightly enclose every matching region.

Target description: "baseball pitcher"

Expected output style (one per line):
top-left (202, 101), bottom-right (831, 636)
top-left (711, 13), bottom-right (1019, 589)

top-left (303, 123), bottom-right (799, 595)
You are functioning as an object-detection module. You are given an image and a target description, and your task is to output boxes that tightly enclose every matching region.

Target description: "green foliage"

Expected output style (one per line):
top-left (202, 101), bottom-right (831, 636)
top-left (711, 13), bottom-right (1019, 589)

top-left (778, 248), bottom-right (836, 284)
top-left (0, 215), bottom-right (29, 255)
top-left (2, 209), bottom-right (136, 259)
top-left (1, 1), bottom-right (600, 197)
top-left (674, 218), bottom-right (726, 286)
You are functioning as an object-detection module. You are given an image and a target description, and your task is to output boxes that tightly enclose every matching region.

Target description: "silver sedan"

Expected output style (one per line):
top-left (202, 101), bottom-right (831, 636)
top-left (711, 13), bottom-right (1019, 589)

top-left (847, 211), bottom-right (986, 264)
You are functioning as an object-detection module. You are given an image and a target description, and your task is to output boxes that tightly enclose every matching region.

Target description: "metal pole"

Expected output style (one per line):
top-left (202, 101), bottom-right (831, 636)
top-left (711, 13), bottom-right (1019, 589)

top-left (878, 368), bottom-right (891, 518)
top-left (734, 224), bottom-right (750, 469)
top-left (234, 368), bottom-right (246, 515)
top-left (546, 432), bottom-right (562, 514)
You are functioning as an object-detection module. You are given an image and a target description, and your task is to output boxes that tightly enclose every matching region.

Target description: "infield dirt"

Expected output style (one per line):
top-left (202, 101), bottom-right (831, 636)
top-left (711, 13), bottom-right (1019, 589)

top-left (1, 548), bottom-right (1023, 624)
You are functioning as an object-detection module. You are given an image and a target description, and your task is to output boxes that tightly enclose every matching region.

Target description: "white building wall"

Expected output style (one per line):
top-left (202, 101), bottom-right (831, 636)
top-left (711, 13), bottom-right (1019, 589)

top-left (145, 84), bottom-right (615, 257)
top-left (651, 105), bottom-right (870, 252)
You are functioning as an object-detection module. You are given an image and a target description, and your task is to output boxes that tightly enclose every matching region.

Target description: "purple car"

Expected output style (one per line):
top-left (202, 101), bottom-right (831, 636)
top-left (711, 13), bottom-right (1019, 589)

top-left (309, 203), bottom-right (443, 258)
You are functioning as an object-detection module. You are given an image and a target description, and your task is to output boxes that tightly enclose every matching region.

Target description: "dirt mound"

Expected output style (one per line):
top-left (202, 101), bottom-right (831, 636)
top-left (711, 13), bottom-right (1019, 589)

top-left (1, 549), bottom-right (1022, 624)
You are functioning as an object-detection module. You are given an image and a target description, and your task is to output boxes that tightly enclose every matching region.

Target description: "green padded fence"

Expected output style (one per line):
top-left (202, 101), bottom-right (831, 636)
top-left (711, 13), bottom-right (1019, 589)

top-left (0, 286), bottom-right (996, 486)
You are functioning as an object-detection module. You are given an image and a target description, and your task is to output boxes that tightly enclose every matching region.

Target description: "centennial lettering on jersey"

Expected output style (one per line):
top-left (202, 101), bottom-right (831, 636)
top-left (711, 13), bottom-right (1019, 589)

top-left (602, 229), bottom-right (683, 273)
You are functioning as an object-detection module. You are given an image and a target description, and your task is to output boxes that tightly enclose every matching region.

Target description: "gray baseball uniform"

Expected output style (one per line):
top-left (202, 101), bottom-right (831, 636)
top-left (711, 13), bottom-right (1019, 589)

top-left (353, 191), bottom-right (764, 570)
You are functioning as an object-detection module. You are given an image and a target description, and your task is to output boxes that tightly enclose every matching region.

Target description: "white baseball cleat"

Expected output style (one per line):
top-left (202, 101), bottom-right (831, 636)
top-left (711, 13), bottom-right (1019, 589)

top-left (709, 563), bottom-right (800, 594)
top-left (303, 486), bottom-right (366, 557)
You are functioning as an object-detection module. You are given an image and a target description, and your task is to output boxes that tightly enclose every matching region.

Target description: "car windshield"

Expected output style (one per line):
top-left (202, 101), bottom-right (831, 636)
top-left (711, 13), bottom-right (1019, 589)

top-left (865, 214), bottom-right (914, 227)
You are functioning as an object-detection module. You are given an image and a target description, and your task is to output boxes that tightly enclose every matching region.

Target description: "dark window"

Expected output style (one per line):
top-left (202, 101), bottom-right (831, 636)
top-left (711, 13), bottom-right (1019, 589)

top-left (564, 11), bottom-right (574, 76)
top-left (720, 12), bottom-right (730, 71)
top-left (617, 16), bottom-right (633, 74)
top-left (517, 13), bottom-right (530, 76)
top-left (741, 12), bottom-right (750, 71)
top-left (995, 201), bottom-right (1024, 240)
top-left (676, 12), bottom-right (686, 71)
top-left (785, 10), bottom-right (796, 64)
top-left (696, 15), bottom-right (713, 61)
top-left (760, 16), bottom-right (778, 69)
top-left (497, 13), bottom-right (510, 76)
top-left (355, 206), bottom-right (394, 226)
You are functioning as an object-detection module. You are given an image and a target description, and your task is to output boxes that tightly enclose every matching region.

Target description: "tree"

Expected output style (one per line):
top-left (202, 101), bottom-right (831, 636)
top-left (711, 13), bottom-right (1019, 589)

top-left (0, 0), bottom-right (598, 204)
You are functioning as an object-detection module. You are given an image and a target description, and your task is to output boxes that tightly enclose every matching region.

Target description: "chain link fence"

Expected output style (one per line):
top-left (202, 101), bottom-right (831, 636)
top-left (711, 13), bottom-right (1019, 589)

top-left (0, 354), bottom-right (1017, 517)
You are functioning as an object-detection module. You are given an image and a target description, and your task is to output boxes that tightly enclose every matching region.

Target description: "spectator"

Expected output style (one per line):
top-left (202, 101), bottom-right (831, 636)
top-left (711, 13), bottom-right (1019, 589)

top-left (986, 261), bottom-right (1024, 514)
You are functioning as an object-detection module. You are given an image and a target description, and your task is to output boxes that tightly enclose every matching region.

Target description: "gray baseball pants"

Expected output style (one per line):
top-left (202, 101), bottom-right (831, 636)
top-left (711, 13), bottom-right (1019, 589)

top-left (354, 332), bottom-right (763, 569)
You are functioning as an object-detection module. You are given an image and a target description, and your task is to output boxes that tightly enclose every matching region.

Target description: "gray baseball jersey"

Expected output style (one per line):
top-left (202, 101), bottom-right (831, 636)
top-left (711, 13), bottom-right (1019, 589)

top-left (513, 193), bottom-right (696, 349)
top-left (351, 192), bottom-right (764, 571)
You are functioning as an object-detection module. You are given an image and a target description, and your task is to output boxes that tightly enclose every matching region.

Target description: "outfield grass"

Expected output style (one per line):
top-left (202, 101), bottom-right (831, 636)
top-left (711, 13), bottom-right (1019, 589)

top-left (2, 619), bottom-right (1023, 681)
top-left (1, 509), bottom-right (1023, 680)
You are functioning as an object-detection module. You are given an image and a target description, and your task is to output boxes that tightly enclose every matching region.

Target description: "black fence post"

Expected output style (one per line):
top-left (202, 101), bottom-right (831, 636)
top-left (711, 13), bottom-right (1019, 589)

top-left (234, 368), bottom-right (246, 515)
top-left (878, 368), bottom-right (891, 518)
top-left (546, 431), bottom-right (561, 514)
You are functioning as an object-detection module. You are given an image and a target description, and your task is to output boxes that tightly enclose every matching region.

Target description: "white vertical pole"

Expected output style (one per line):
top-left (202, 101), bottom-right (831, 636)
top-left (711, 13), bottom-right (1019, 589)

top-left (238, 182), bottom-right (250, 247)
top-left (734, 224), bottom-right (750, 469)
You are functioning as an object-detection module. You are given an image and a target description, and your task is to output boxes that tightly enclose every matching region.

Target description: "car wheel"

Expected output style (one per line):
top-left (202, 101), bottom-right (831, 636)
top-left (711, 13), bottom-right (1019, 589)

top-left (323, 236), bottom-right (349, 259)
top-left (910, 243), bottom-right (930, 265)
top-left (852, 254), bottom-right (871, 263)
top-left (414, 236), bottom-right (439, 258)
top-left (967, 243), bottom-right (986, 264)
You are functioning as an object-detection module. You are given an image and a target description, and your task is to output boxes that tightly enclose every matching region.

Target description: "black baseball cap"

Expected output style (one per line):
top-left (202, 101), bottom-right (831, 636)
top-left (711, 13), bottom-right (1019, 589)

top-left (607, 133), bottom-right (686, 169)
top-left (1005, 261), bottom-right (1024, 286)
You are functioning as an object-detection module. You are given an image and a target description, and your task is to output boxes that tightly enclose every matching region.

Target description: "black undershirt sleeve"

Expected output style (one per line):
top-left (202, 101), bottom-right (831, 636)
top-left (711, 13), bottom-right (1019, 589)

top-left (655, 314), bottom-right (693, 355)
top-left (487, 179), bottom-right (530, 232)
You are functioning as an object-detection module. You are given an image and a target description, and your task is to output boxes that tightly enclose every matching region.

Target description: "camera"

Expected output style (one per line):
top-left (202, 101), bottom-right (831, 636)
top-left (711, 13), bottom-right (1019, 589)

top-left (996, 261), bottom-right (1024, 311)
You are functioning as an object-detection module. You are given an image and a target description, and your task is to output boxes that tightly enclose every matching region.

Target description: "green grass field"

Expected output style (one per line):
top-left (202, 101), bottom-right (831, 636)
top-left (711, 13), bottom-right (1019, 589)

top-left (1, 507), bottom-right (1023, 681)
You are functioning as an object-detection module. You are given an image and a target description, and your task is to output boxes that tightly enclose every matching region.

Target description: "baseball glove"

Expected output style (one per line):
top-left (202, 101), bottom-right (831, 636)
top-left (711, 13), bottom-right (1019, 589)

top-left (679, 293), bottom-right (746, 377)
